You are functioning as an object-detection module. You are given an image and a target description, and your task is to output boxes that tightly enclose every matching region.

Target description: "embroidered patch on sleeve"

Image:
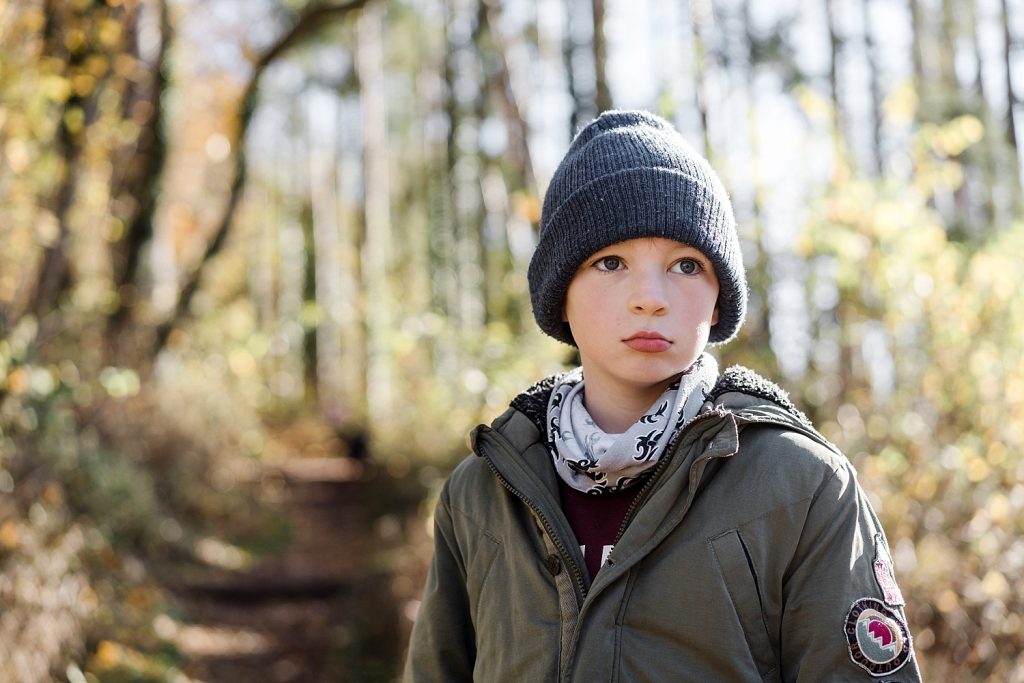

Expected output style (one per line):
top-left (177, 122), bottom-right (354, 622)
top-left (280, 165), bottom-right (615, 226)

top-left (844, 598), bottom-right (913, 677)
top-left (873, 534), bottom-right (905, 606)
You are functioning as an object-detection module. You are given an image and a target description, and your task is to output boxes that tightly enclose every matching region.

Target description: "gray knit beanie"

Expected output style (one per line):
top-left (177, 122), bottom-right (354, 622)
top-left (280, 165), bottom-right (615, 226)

top-left (528, 110), bottom-right (747, 346)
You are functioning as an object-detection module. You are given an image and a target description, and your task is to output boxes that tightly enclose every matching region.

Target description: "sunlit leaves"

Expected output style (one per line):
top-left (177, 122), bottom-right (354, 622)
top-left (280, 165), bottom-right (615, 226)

top-left (0, 0), bottom-right (140, 330)
top-left (41, 74), bottom-right (74, 103)
top-left (923, 115), bottom-right (985, 158)
top-left (99, 367), bottom-right (140, 398)
top-left (803, 115), bottom-right (1024, 674)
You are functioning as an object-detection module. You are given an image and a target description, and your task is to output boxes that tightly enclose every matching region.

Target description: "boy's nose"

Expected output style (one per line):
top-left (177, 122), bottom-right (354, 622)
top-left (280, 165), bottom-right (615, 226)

top-left (628, 272), bottom-right (669, 315)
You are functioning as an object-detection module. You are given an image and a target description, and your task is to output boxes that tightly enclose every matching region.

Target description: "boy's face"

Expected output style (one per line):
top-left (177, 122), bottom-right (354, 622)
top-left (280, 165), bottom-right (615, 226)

top-left (563, 237), bottom-right (719, 407)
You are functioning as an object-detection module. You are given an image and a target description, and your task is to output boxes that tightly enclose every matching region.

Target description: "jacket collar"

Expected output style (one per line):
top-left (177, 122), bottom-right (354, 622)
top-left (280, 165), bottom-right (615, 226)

top-left (478, 363), bottom-right (839, 511)
top-left (508, 364), bottom-right (818, 438)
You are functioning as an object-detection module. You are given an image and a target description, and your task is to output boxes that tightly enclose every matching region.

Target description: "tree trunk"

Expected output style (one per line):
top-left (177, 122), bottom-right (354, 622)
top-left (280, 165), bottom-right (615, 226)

top-left (301, 202), bottom-right (318, 401)
top-left (591, 0), bottom-right (612, 112)
top-left (336, 95), bottom-right (368, 426)
top-left (357, 1), bottom-right (395, 418)
top-left (969, 0), bottom-right (996, 224)
top-left (441, 0), bottom-right (462, 323)
top-left (477, 0), bottom-right (536, 325)
top-left (825, 0), bottom-right (845, 151)
top-left (249, 178), bottom-right (278, 332)
top-left (689, 0), bottom-right (713, 157)
top-left (306, 93), bottom-right (346, 423)
top-left (563, 0), bottom-right (583, 131)
top-left (279, 134), bottom-right (307, 403)
top-left (861, 0), bottom-right (883, 176)
top-left (479, 0), bottom-right (538, 198)
top-left (29, 0), bottom-right (84, 324)
top-left (740, 0), bottom-right (773, 361)
top-left (909, 0), bottom-right (924, 93)
top-left (942, 0), bottom-right (972, 232)
top-left (107, 0), bottom-right (171, 341)
top-left (1000, 0), bottom-right (1021, 208)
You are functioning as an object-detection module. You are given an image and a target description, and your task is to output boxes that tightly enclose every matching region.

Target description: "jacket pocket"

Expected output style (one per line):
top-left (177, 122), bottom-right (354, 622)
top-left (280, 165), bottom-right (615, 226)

top-left (708, 529), bottom-right (780, 682)
top-left (467, 531), bottom-right (502, 621)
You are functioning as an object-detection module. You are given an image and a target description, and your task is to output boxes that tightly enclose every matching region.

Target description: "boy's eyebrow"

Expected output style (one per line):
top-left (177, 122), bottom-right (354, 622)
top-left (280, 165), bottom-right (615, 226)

top-left (588, 242), bottom-right (708, 257)
top-left (586, 245), bottom-right (622, 259)
top-left (669, 244), bottom-right (709, 259)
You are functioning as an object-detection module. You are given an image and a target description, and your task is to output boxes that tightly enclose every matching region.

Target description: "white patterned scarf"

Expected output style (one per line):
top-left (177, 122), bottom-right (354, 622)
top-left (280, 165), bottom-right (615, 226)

top-left (546, 354), bottom-right (719, 494)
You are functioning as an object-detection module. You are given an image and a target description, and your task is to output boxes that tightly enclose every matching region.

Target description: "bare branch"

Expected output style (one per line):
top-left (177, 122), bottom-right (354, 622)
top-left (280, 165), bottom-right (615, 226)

top-left (153, 0), bottom-right (374, 354)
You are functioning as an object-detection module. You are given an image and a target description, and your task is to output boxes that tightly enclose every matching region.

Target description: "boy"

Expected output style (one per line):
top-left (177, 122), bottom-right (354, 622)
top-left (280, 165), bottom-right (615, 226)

top-left (404, 110), bottom-right (920, 681)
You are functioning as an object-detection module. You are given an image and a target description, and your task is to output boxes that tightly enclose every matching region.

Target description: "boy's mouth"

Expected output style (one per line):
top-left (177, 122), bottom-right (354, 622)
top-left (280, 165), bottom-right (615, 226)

top-left (623, 332), bottom-right (671, 353)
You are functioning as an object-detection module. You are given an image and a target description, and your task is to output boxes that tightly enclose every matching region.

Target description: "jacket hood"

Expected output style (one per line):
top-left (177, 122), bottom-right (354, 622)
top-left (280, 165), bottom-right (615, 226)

top-left (507, 364), bottom-right (819, 439)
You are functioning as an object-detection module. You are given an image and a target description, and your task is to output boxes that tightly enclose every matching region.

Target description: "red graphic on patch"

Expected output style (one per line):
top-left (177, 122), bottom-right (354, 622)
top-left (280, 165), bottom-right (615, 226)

top-left (868, 619), bottom-right (895, 648)
top-left (845, 598), bottom-right (913, 676)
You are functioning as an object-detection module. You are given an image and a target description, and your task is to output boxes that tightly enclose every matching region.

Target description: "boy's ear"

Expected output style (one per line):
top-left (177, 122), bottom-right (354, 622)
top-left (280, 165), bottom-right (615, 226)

top-left (712, 306), bottom-right (719, 326)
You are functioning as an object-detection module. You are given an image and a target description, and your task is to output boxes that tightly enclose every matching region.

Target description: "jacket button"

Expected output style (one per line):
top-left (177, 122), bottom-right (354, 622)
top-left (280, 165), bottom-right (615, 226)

top-left (546, 554), bottom-right (562, 576)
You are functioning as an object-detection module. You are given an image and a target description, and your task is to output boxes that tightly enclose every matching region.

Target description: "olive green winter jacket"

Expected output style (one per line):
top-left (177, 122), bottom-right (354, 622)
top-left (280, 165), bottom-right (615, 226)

top-left (404, 367), bottom-right (921, 682)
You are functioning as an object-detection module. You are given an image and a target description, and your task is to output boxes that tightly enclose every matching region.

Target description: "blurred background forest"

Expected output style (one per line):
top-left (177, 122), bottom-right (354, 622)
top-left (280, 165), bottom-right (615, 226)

top-left (1, 0), bottom-right (1023, 680)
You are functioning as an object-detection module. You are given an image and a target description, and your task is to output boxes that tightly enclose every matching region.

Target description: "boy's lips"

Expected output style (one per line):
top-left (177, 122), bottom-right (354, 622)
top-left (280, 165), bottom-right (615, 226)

top-left (623, 332), bottom-right (671, 353)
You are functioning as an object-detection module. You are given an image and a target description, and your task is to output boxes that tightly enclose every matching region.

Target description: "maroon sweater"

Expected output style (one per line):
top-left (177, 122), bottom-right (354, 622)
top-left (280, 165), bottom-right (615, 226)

top-left (558, 479), bottom-right (642, 578)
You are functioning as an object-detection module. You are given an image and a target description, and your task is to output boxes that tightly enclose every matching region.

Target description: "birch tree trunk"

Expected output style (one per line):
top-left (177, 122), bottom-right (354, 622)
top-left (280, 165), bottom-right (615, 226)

top-left (337, 95), bottom-right (369, 426)
top-left (278, 132), bottom-right (308, 403)
top-left (565, 0), bottom-right (601, 129)
top-left (249, 176), bottom-right (278, 333)
top-left (740, 0), bottom-right (773, 359)
top-left (357, 2), bottom-right (395, 418)
top-left (689, 0), bottom-right (714, 157)
top-left (306, 91), bottom-right (346, 424)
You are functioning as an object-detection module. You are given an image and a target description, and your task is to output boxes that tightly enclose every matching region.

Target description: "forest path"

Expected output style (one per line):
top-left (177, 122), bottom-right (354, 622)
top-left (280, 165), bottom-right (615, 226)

top-left (165, 459), bottom-right (424, 683)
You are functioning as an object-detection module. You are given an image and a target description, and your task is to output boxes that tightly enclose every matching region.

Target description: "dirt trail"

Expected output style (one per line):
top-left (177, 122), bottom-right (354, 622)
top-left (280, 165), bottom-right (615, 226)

top-left (167, 459), bottom-right (421, 683)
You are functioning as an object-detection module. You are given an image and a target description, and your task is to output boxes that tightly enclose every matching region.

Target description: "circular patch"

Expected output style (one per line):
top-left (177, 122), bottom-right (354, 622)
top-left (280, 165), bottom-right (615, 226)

top-left (844, 598), bottom-right (912, 676)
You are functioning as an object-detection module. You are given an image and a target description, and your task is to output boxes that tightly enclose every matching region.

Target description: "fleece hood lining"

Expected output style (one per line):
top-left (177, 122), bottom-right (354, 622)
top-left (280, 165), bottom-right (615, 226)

top-left (509, 365), bottom-right (815, 437)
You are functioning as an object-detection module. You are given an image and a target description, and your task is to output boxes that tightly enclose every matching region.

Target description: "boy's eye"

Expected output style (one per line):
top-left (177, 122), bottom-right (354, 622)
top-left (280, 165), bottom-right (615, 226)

top-left (672, 258), bottom-right (702, 275)
top-left (594, 256), bottom-right (623, 271)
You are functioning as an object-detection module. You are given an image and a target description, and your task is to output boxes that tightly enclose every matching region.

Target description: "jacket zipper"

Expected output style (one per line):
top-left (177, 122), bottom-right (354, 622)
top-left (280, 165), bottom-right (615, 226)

top-left (476, 429), bottom-right (589, 602)
top-left (611, 409), bottom-right (724, 547)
